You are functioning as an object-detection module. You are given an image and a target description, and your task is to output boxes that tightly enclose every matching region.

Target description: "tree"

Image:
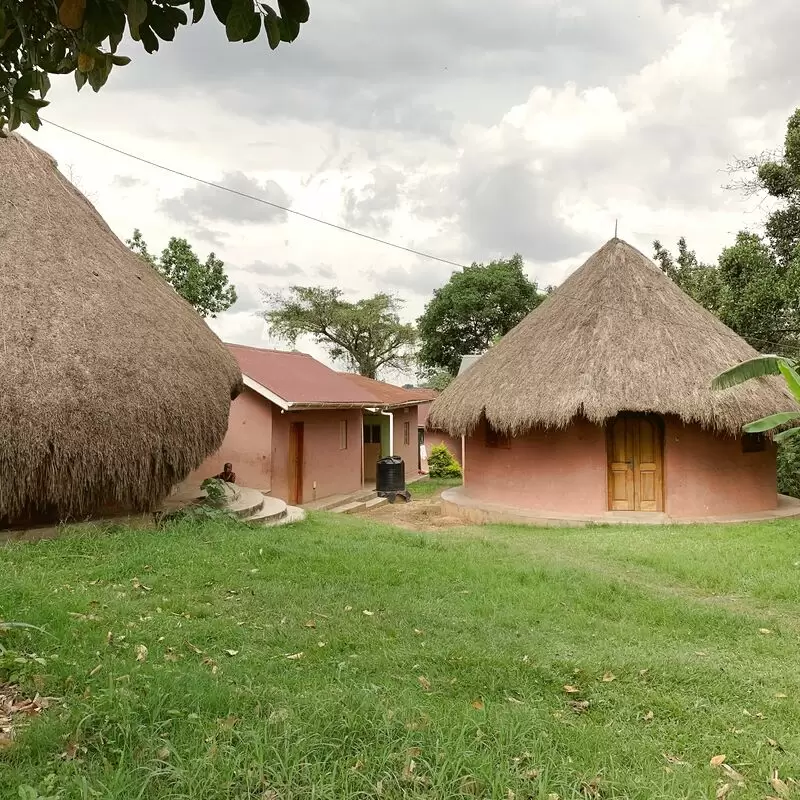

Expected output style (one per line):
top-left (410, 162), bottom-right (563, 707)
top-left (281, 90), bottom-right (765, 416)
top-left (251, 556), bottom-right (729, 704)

top-left (726, 108), bottom-right (800, 267)
top-left (263, 287), bottom-right (416, 379)
top-left (127, 229), bottom-right (237, 318)
top-left (653, 235), bottom-right (800, 353)
top-left (417, 254), bottom-right (544, 377)
top-left (0, 0), bottom-right (310, 132)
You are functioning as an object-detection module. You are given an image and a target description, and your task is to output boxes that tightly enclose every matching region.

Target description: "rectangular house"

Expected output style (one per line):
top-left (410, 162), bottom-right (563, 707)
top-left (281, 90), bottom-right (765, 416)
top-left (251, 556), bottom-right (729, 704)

top-left (184, 345), bottom-right (433, 505)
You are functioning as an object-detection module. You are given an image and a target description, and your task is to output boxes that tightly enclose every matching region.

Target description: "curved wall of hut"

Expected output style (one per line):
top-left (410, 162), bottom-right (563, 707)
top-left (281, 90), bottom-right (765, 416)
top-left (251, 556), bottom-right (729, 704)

top-left (462, 415), bottom-right (776, 519)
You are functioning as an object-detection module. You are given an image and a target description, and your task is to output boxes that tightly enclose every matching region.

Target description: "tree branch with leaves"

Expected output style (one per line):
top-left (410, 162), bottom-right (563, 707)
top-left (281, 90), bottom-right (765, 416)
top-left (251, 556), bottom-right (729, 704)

top-left (262, 287), bottom-right (417, 379)
top-left (0, 0), bottom-right (310, 132)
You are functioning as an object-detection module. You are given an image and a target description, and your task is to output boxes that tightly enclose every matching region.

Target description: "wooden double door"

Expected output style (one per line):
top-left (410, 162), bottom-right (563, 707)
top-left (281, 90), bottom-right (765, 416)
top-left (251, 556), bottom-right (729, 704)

top-left (607, 413), bottom-right (664, 512)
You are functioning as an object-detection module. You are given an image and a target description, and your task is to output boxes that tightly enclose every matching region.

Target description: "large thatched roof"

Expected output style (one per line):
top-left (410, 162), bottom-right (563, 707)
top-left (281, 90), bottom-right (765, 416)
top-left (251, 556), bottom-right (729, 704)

top-left (429, 238), bottom-right (796, 437)
top-left (0, 134), bottom-right (243, 523)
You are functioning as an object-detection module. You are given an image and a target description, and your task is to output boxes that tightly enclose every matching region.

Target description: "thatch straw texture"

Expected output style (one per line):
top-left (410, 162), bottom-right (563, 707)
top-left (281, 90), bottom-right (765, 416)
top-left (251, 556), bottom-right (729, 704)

top-left (0, 134), bottom-right (243, 523)
top-left (429, 238), bottom-right (796, 437)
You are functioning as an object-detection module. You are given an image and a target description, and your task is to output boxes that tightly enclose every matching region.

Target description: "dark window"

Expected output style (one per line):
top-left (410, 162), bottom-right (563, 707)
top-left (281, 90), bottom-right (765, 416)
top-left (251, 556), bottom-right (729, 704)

top-left (403, 421), bottom-right (410, 446)
top-left (364, 424), bottom-right (382, 444)
top-left (339, 420), bottom-right (348, 450)
top-left (486, 421), bottom-right (511, 449)
top-left (742, 433), bottom-right (766, 453)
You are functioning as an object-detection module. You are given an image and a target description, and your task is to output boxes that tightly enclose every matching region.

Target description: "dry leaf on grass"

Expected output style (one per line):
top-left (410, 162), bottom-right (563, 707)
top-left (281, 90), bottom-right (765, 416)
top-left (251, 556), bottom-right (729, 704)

top-left (344, 606), bottom-right (353, 612)
top-left (401, 758), bottom-right (416, 781)
top-left (185, 640), bottom-right (204, 655)
top-left (774, 693), bottom-right (788, 699)
top-left (644, 710), bottom-right (654, 722)
top-left (413, 629), bottom-right (424, 635)
top-left (716, 782), bottom-right (731, 799)
top-left (471, 699), bottom-right (484, 711)
top-left (759, 628), bottom-right (773, 635)
top-left (224, 649), bottom-right (239, 657)
top-left (407, 746), bottom-right (422, 758)
top-left (570, 700), bottom-right (590, 713)
top-left (202, 657), bottom-right (218, 674)
top-left (156, 746), bottom-right (171, 759)
top-left (770, 769), bottom-right (790, 797)
top-left (285, 652), bottom-right (304, 660)
top-left (710, 754), bottom-right (727, 767)
top-left (135, 644), bottom-right (148, 662)
top-left (720, 764), bottom-right (745, 784)
top-left (88, 664), bottom-right (102, 677)
top-left (418, 676), bottom-right (432, 691)
top-left (131, 578), bottom-right (152, 591)
top-left (303, 620), bottom-right (316, 629)
top-left (362, 610), bottom-right (375, 616)
top-left (581, 778), bottom-right (601, 798)
top-left (601, 672), bottom-right (616, 682)
top-left (563, 685), bottom-right (580, 694)
top-left (767, 737), bottom-right (785, 751)
top-left (663, 754), bottom-right (689, 766)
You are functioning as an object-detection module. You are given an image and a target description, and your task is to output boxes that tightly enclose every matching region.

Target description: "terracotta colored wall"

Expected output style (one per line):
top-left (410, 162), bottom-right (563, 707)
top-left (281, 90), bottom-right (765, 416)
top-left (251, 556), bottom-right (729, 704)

top-left (424, 430), bottom-right (463, 466)
top-left (271, 408), bottom-right (364, 504)
top-left (663, 417), bottom-right (777, 517)
top-left (393, 406), bottom-right (420, 480)
top-left (183, 388), bottom-right (273, 492)
top-left (463, 418), bottom-right (608, 514)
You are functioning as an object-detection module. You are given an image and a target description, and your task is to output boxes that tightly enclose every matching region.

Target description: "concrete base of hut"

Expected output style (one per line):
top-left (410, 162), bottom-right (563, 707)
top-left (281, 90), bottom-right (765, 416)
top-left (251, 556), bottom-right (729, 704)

top-left (441, 487), bottom-right (800, 527)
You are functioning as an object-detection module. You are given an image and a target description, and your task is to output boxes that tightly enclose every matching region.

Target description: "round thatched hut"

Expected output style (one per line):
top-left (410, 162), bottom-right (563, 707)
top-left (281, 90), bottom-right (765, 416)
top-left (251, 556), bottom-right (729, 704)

top-left (0, 134), bottom-right (242, 526)
top-left (429, 238), bottom-right (800, 523)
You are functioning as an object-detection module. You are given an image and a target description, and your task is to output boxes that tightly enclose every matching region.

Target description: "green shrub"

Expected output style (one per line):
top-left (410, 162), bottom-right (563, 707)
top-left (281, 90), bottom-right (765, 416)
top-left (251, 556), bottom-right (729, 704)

top-left (778, 439), bottom-right (800, 498)
top-left (200, 477), bottom-right (227, 508)
top-left (428, 444), bottom-right (462, 479)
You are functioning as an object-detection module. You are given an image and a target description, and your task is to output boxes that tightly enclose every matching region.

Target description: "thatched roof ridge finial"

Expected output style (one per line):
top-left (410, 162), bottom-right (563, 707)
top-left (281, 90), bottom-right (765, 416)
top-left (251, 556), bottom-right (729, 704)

top-left (428, 238), bottom-right (796, 437)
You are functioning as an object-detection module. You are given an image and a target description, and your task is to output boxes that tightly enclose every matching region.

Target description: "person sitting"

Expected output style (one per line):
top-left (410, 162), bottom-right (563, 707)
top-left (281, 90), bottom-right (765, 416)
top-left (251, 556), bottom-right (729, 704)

top-left (214, 463), bottom-right (236, 483)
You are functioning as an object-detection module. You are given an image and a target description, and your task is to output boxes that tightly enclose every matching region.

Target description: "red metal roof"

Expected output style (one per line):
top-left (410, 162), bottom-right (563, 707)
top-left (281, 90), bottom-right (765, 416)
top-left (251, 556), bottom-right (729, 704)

top-left (226, 344), bottom-right (381, 407)
top-left (338, 373), bottom-right (439, 408)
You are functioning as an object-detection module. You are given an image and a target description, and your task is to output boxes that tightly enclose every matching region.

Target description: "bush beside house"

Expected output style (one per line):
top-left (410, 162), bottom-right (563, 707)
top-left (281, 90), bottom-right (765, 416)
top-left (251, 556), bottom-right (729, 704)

top-left (427, 445), bottom-right (462, 479)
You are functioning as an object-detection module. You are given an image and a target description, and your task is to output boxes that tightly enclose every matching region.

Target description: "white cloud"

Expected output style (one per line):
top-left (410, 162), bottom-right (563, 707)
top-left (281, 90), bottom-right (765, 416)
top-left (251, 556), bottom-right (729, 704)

top-left (22, 0), bottom-right (798, 383)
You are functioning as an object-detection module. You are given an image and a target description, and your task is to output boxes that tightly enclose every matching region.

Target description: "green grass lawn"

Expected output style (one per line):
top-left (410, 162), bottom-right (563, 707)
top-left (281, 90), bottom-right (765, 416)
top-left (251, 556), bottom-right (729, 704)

top-left (2, 514), bottom-right (800, 799)
top-left (408, 477), bottom-right (462, 498)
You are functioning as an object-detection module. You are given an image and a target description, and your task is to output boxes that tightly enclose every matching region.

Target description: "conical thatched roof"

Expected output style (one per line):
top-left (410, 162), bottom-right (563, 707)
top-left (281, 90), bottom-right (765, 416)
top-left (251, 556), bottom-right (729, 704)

top-left (0, 134), bottom-right (243, 524)
top-left (429, 238), bottom-right (796, 437)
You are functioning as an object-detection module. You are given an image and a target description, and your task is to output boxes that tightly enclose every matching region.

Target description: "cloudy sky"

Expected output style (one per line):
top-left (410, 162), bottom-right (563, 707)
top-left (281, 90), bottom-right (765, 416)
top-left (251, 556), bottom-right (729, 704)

top-left (27, 0), bottom-right (798, 380)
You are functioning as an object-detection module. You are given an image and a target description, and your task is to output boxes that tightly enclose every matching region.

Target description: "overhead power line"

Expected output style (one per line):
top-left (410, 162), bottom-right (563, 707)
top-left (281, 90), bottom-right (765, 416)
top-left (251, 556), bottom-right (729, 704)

top-left (40, 118), bottom-right (468, 270)
top-left (39, 118), bottom-right (800, 358)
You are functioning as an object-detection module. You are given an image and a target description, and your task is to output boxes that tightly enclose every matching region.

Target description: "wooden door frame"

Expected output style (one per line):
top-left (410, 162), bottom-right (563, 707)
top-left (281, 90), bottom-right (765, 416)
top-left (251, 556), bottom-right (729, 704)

top-left (606, 413), bottom-right (664, 512)
top-left (288, 421), bottom-right (304, 505)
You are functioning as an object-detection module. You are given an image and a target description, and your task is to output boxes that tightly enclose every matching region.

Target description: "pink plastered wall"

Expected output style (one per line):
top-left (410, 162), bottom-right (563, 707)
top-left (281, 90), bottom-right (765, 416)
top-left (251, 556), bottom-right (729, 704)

top-left (463, 418), bottom-right (608, 514)
top-left (270, 408), bottom-right (364, 504)
top-left (392, 405), bottom-right (420, 478)
top-left (462, 415), bottom-right (778, 518)
top-left (663, 417), bottom-right (776, 517)
top-left (183, 388), bottom-right (273, 492)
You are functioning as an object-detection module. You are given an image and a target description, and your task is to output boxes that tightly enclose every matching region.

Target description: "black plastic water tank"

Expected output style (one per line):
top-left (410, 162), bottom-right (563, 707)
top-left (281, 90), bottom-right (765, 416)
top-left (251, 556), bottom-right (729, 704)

top-left (376, 456), bottom-right (405, 493)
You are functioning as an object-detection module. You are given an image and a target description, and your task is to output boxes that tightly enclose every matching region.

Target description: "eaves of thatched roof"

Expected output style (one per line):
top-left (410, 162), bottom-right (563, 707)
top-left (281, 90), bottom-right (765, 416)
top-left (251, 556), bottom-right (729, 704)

top-left (0, 134), bottom-right (243, 523)
top-left (429, 238), bottom-right (797, 437)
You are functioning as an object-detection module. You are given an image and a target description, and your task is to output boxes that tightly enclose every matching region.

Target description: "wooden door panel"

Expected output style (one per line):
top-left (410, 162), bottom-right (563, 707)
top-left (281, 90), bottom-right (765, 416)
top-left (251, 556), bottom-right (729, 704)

top-left (608, 418), bottom-right (635, 510)
top-left (364, 443), bottom-right (381, 481)
top-left (288, 422), bottom-right (304, 505)
top-left (608, 414), bottom-right (663, 512)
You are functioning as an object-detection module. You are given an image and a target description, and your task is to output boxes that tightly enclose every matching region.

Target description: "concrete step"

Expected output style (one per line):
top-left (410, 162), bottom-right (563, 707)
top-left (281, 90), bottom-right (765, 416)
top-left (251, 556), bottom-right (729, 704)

top-left (332, 501), bottom-right (367, 514)
top-left (243, 496), bottom-right (287, 525)
top-left (225, 486), bottom-right (265, 519)
top-left (364, 497), bottom-right (388, 511)
top-left (275, 506), bottom-right (306, 526)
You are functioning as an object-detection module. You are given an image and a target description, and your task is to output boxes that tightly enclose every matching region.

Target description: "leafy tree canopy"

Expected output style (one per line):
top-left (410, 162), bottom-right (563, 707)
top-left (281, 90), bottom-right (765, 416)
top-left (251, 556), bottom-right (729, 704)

top-left (127, 229), bottom-right (237, 318)
top-left (654, 233), bottom-right (800, 354)
top-left (263, 287), bottom-right (417, 379)
top-left (0, 0), bottom-right (309, 132)
top-left (416, 254), bottom-right (544, 377)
